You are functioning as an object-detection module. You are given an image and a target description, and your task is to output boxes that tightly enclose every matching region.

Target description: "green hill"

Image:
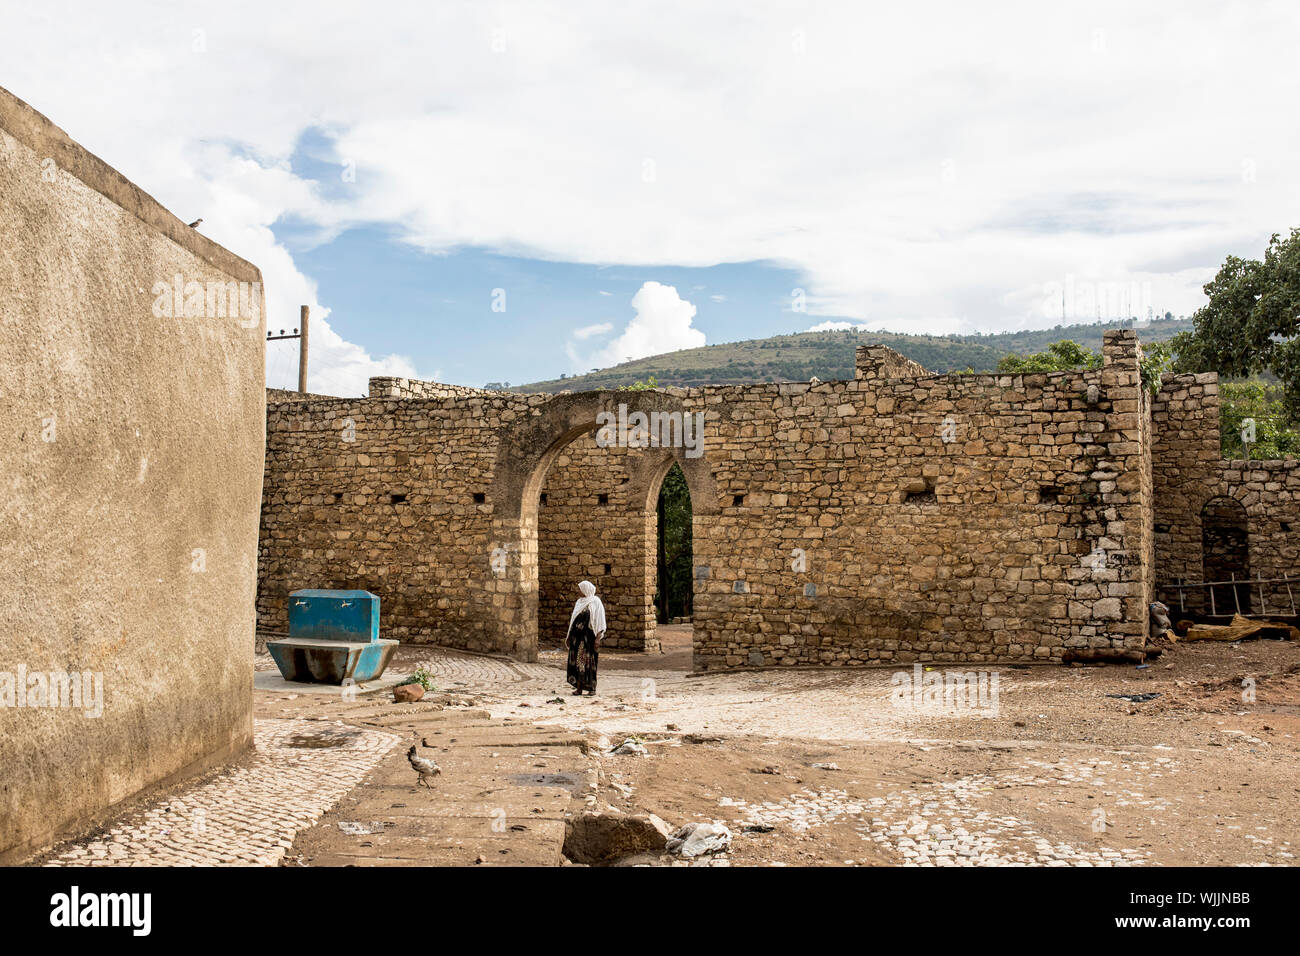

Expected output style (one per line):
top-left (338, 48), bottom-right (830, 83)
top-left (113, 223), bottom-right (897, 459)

top-left (509, 317), bottom-right (1192, 392)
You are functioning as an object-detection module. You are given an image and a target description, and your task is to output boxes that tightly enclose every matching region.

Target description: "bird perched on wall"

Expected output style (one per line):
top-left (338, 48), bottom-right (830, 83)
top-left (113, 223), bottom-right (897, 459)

top-left (187, 218), bottom-right (203, 228)
top-left (407, 745), bottom-right (441, 788)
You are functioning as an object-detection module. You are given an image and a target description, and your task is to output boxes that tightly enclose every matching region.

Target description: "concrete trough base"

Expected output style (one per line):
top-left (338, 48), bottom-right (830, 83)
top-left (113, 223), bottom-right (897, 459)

top-left (266, 637), bottom-right (399, 685)
top-left (253, 670), bottom-right (407, 696)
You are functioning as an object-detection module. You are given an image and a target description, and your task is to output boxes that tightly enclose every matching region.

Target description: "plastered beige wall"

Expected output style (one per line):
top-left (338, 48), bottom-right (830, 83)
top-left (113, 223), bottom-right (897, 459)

top-left (0, 87), bottom-right (264, 860)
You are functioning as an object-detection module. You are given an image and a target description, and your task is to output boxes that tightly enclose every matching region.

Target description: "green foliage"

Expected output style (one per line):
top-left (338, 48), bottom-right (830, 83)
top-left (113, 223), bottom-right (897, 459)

top-left (995, 338), bottom-right (1172, 395)
top-left (517, 318), bottom-right (1193, 393)
top-left (1138, 340), bottom-right (1175, 395)
top-left (398, 666), bottom-right (434, 691)
top-left (1174, 228), bottom-right (1300, 414)
top-left (619, 375), bottom-right (659, 391)
top-left (1218, 379), bottom-right (1300, 459)
top-left (655, 463), bottom-right (693, 620)
top-left (996, 340), bottom-right (1102, 373)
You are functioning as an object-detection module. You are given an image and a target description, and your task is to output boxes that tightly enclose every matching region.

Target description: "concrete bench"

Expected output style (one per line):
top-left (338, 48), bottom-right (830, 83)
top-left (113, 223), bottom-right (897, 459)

top-left (267, 589), bottom-right (398, 684)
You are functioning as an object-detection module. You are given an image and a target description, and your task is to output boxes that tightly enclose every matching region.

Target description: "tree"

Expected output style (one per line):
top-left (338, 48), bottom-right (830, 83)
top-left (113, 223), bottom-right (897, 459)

top-left (1171, 227), bottom-right (1300, 413)
top-left (1218, 379), bottom-right (1300, 459)
top-left (997, 339), bottom-right (1101, 374)
top-left (997, 338), bottom-right (1172, 394)
top-left (619, 375), bottom-right (659, 391)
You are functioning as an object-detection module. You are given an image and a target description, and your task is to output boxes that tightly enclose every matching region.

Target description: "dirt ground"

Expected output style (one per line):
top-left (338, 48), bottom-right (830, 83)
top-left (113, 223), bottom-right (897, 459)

top-left (52, 626), bottom-right (1294, 867)
top-left (275, 625), bottom-right (1300, 867)
top-left (559, 626), bottom-right (1300, 864)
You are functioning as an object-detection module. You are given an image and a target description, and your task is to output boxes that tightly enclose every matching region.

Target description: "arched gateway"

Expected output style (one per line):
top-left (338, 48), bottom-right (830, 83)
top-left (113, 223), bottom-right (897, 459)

top-left (489, 389), bottom-right (719, 662)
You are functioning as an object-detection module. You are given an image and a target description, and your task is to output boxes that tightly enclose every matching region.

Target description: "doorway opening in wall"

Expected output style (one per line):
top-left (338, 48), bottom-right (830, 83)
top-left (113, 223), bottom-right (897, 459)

top-left (1202, 496), bottom-right (1251, 615)
top-left (655, 464), bottom-right (694, 624)
top-left (653, 463), bottom-right (694, 667)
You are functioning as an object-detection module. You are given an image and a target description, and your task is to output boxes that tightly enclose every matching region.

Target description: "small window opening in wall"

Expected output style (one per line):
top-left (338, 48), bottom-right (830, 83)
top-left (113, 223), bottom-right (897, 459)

top-left (473, 492), bottom-right (486, 504)
top-left (603, 563), bottom-right (612, 574)
top-left (390, 493), bottom-right (407, 505)
top-left (598, 493), bottom-right (609, 505)
top-left (1283, 521), bottom-right (1292, 532)
top-left (539, 492), bottom-right (548, 506)
top-left (904, 480), bottom-right (936, 504)
top-left (733, 494), bottom-right (745, 507)
top-left (331, 493), bottom-right (343, 504)
top-left (1038, 485), bottom-right (1064, 504)
top-left (1154, 523), bottom-right (1171, 534)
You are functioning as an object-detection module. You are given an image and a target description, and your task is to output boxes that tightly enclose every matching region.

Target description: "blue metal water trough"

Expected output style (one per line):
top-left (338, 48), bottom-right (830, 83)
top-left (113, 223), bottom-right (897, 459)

top-left (267, 589), bottom-right (398, 684)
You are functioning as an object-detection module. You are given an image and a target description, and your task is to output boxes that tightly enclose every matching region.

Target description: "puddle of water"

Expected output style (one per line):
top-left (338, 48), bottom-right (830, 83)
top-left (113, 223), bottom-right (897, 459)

top-left (507, 772), bottom-right (582, 791)
top-left (285, 731), bottom-right (362, 749)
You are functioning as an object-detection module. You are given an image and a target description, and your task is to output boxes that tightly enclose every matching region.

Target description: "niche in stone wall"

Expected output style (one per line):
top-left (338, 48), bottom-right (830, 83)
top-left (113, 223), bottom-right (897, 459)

top-left (903, 478), bottom-right (936, 505)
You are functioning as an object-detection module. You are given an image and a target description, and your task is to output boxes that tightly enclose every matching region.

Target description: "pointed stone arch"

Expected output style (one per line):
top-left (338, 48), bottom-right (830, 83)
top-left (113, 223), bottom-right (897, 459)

top-left (489, 390), bottom-right (719, 659)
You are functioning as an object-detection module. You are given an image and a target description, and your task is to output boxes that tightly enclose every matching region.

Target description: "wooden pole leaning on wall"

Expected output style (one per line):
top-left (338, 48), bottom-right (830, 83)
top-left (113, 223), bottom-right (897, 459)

top-left (299, 305), bottom-right (310, 393)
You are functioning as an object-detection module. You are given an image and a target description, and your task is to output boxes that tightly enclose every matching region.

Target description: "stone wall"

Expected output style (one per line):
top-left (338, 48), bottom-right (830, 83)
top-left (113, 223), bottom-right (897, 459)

top-left (537, 434), bottom-right (662, 651)
top-left (0, 87), bottom-right (263, 861)
top-left (690, 330), bottom-right (1150, 668)
top-left (259, 332), bottom-right (1153, 669)
top-left (369, 377), bottom-right (496, 400)
top-left (1151, 372), bottom-right (1300, 615)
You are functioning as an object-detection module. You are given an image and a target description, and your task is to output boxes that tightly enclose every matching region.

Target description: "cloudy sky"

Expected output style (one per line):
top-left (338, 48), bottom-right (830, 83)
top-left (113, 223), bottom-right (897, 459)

top-left (5, 2), bottom-right (1298, 393)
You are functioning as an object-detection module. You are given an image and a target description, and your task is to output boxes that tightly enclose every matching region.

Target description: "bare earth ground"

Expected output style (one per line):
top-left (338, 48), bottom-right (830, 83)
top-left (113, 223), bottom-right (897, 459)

top-left (33, 625), bottom-right (1300, 867)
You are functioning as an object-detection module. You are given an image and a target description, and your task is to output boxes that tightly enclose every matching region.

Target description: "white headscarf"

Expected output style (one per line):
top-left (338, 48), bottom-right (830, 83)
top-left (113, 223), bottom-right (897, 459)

top-left (567, 580), bottom-right (606, 640)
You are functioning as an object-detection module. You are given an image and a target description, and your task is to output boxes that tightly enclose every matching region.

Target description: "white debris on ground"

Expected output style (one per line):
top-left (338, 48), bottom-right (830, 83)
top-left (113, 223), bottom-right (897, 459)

top-left (41, 719), bottom-right (399, 867)
top-left (667, 821), bottom-right (733, 857)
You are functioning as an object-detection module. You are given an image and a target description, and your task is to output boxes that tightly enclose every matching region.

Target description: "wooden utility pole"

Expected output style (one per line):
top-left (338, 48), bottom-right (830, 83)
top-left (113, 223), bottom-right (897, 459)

top-left (265, 304), bottom-right (310, 393)
top-left (299, 305), bottom-right (309, 393)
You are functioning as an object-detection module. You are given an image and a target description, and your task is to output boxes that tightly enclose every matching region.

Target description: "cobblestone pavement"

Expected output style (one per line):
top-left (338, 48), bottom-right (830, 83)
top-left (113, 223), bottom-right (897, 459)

top-left (40, 719), bottom-right (398, 866)
top-left (726, 770), bottom-right (1148, 867)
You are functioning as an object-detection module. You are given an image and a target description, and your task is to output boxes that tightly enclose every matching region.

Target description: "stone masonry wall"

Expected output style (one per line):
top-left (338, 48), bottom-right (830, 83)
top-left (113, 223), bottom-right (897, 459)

top-left (1152, 373), bottom-right (1300, 615)
top-left (259, 332), bottom-right (1153, 669)
top-left (259, 390), bottom-right (547, 658)
top-left (369, 377), bottom-right (496, 400)
top-left (690, 329), bottom-right (1150, 668)
top-left (537, 433), bottom-right (659, 651)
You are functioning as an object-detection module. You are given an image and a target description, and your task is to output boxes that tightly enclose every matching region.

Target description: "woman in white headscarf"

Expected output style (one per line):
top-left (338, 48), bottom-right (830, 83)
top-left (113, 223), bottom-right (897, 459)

top-left (565, 580), bottom-right (606, 696)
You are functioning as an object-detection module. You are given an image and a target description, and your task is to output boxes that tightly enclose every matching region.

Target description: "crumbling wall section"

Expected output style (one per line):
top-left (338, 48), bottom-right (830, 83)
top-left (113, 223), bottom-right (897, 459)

top-left (369, 377), bottom-right (497, 400)
top-left (1151, 371), bottom-right (1300, 614)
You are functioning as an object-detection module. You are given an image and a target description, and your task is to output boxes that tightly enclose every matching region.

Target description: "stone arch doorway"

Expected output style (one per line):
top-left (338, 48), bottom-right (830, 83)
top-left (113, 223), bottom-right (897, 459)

top-left (1201, 495), bottom-right (1250, 615)
top-left (650, 459), bottom-right (693, 625)
top-left (492, 391), bottom-right (717, 662)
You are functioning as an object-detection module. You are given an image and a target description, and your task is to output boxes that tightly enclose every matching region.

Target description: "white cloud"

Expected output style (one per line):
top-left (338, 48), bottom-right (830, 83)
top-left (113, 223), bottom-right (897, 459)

top-left (576, 281), bottom-right (706, 370)
top-left (597, 290), bottom-right (613, 297)
top-left (4, 0), bottom-right (1299, 369)
top-left (572, 322), bottom-right (613, 340)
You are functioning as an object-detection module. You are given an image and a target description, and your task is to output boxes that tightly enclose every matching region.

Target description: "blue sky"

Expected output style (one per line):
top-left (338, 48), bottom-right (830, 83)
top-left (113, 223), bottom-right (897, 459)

top-left (271, 221), bottom-right (818, 390)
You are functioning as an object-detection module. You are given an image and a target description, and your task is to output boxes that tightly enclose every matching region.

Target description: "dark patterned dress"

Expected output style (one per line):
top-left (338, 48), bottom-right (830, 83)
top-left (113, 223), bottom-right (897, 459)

top-left (566, 608), bottom-right (599, 694)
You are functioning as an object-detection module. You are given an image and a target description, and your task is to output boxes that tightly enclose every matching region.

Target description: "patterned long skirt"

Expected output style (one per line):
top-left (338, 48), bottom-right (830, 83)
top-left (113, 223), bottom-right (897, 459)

top-left (566, 611), bottom-right (598, 693)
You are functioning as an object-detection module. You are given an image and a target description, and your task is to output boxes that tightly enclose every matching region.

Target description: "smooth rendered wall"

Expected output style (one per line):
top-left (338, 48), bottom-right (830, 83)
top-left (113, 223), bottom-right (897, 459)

top-left (0, 88), bottom-right (264, 860)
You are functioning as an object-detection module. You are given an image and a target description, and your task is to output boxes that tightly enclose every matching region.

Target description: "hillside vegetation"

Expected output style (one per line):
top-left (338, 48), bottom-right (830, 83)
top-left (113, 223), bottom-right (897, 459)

top-left (511, 318), bottom-right (1192, 392)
